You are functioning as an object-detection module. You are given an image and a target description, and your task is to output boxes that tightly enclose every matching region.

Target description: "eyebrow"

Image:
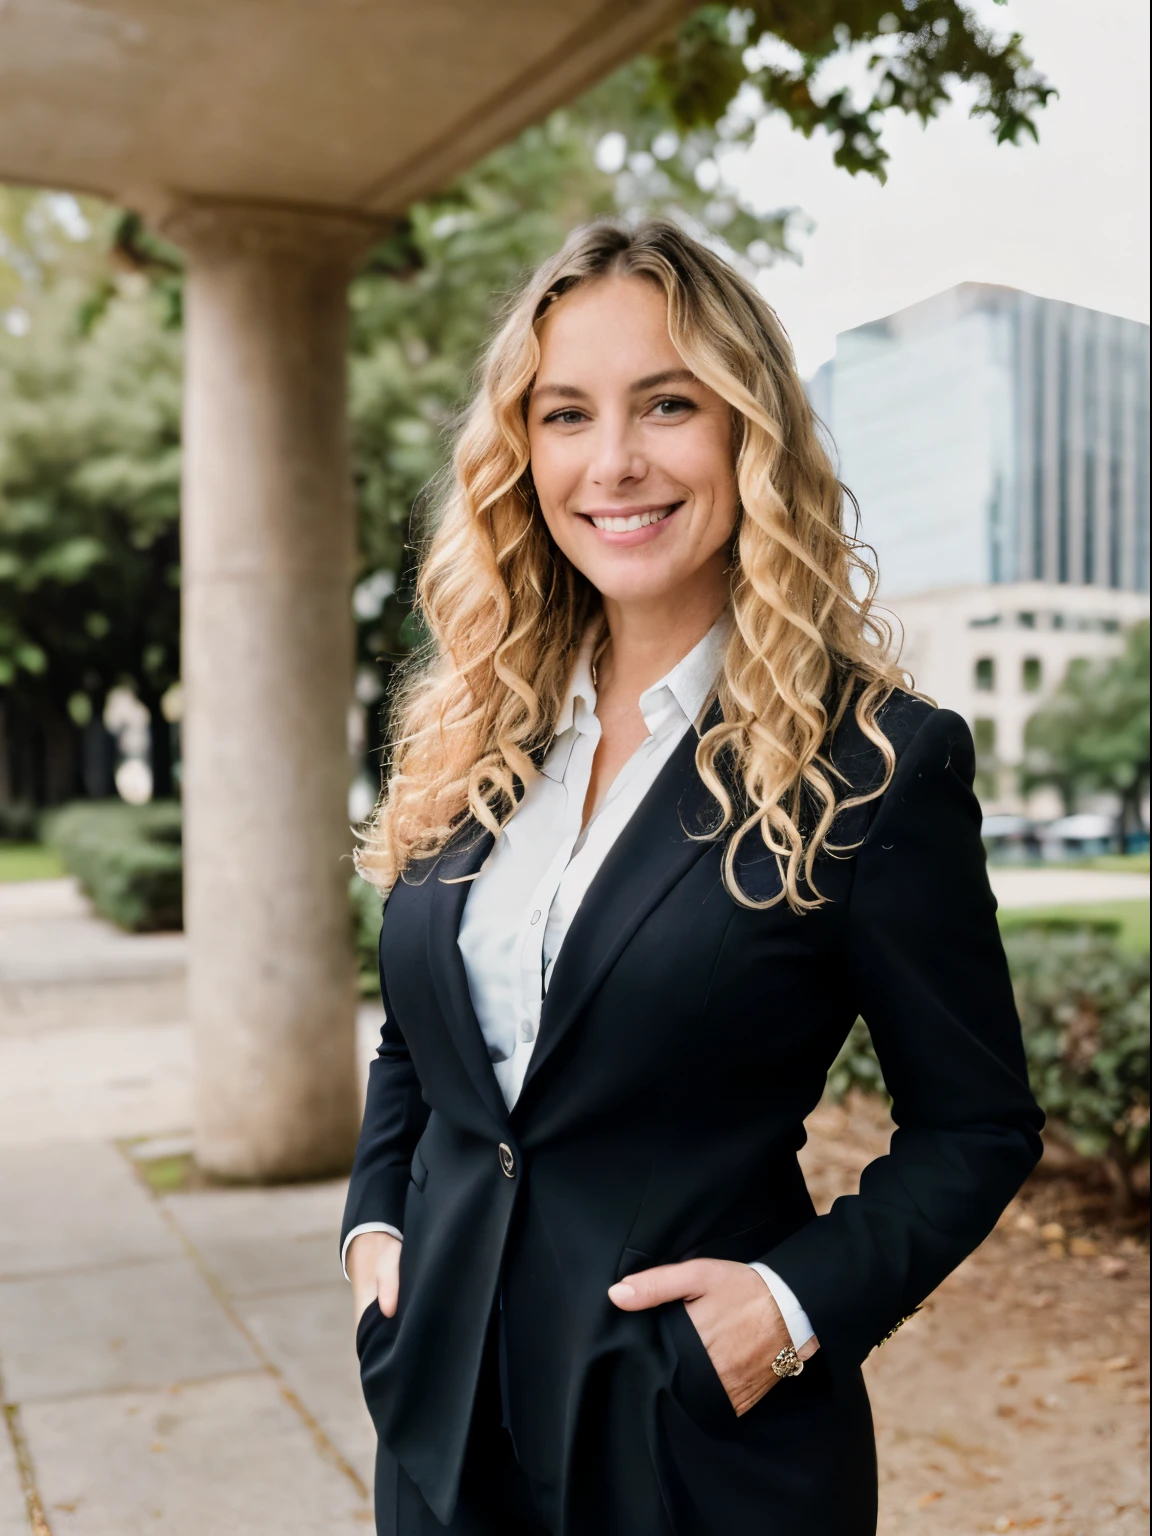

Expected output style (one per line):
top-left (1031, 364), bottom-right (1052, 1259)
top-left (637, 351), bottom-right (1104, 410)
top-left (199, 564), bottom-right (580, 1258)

top-left (533, 367), bottom-right (698, 402)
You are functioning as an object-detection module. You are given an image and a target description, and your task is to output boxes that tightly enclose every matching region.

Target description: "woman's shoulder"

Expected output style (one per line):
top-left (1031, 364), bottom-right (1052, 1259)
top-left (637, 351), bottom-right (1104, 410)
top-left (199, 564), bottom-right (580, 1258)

top-left (827, 689), bottom-right (975, 816)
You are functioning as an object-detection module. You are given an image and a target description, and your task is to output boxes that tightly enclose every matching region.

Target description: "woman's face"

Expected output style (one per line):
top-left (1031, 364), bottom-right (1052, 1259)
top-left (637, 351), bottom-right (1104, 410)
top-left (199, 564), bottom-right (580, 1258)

top-left (526, 275), bottom-right (739, 612)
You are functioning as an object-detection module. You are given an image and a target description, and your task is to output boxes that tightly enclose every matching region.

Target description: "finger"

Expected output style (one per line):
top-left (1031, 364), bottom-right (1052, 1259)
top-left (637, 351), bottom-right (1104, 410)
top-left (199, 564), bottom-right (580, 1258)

top-left (607, 1261), bottom-right (705, 1311)
top-left (377, 1268), bottom-right (399, 1318)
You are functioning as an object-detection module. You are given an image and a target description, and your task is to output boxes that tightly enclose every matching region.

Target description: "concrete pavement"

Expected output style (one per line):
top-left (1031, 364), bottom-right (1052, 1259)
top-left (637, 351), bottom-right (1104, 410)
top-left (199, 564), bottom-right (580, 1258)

top-left (0, 880), bottom-right (380, 1534)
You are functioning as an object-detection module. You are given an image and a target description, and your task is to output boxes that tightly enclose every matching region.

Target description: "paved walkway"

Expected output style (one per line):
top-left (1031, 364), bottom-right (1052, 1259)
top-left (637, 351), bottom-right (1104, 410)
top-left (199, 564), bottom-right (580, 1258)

top-left (0, 880), bottom-right (380, 1534)
top-left (0, 869), bottom-right (1147, 1534)
top-left (987, 866), bottom-right (1150, 909)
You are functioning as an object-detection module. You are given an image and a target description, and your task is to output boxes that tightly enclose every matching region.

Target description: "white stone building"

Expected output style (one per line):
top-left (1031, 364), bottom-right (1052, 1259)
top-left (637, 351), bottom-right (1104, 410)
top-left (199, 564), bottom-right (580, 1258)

top-left (888, 581), bottom-right (1150, 816)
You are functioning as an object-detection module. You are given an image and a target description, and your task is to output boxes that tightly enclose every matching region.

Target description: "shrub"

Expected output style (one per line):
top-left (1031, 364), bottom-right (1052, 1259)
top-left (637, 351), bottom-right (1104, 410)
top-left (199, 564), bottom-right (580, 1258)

top-left (827, 927), bottom-right (1151, 1207)
top-left (45, 799), bottom-right (183, 931)
top-left (1005, 927), bottom-right (1149, 1207)
top-left (350, 872), bottom-right (384, 997)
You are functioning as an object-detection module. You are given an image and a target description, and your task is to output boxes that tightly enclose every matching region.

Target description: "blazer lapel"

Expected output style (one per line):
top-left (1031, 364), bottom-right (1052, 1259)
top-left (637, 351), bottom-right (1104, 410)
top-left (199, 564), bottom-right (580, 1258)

top-left (420, 829), bottom-right (511, 1128)
top-left (515, 714), bottom-right (723, 1110)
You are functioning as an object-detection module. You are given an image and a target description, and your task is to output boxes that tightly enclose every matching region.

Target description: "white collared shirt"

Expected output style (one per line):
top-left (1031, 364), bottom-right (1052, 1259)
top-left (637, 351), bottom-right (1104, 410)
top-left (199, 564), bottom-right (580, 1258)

top-left (345, 615), bottom-right (815, 1351)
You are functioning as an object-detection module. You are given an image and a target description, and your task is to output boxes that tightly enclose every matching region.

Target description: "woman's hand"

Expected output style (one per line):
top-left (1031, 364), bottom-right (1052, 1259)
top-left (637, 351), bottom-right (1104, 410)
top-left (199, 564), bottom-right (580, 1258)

top-left (347, 1230), bottom-right (402, 1326)
top-left (608, 1258), bottom-right (813, 1416)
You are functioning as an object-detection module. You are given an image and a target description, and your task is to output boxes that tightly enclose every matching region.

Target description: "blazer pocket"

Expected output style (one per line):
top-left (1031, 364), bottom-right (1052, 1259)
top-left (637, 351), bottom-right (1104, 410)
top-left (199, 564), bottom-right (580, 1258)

top-left (355, 1300), bottom-right (394, 1363)
top-left (661, 1300), bottom-right (736, 1433)
top-left (410, 1146), bottom-right (429, 1191)
top-left (615, 1246), bottom-right (654, 1283)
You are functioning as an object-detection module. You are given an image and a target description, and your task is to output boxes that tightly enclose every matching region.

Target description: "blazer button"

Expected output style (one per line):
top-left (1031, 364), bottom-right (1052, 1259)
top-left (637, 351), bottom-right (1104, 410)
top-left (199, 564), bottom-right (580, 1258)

top-left (498, 1143), bottom-right (516, 1178)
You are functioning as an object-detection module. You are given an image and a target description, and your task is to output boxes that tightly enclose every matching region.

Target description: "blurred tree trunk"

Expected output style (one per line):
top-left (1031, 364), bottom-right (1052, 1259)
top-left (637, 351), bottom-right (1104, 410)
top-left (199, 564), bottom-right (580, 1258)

top-left (144, 690), bottom-right (174, 800)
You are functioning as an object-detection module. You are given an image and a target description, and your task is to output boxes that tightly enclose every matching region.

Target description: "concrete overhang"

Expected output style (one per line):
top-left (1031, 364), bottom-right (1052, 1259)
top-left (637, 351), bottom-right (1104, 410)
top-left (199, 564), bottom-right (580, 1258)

top-left (0, 0), bottom-right (691, 217)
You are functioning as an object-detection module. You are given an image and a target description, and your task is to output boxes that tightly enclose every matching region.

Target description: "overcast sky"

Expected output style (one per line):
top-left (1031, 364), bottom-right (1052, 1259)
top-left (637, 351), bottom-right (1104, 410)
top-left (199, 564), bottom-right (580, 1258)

top-left (728, 0), bottom-right (1150, 378)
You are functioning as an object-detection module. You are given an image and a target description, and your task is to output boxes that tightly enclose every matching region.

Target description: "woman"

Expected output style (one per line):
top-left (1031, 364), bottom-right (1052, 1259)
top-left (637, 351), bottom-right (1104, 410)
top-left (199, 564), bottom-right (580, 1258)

top-left (343, 219), bottom-right (1043, 1536)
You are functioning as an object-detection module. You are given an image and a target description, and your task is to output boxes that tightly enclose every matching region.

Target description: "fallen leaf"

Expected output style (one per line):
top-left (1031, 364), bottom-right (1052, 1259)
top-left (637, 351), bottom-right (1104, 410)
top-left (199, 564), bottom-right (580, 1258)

top-left (1045, 1240), bottom-right (1067, 1258)
top-left (1039, 1222), bottom-right (1066, 1242)
top-left (999, 1372), bottom-right (1019, 1387)
top-left (1103, 1355), bottom-right (1135, 1372)
top-left (1069, 1237), bottom-right (1098, 1257)
top-left (917, 1491), bottom-right (944, 1508)
top-left (993, 1519), bottom-right (1015, 1532)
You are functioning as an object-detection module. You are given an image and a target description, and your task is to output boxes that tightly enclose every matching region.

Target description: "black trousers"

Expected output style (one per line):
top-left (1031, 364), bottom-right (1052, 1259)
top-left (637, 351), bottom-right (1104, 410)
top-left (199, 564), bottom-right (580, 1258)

top-left (372, 1303), bottom-right (877, 1535)
top-left (373, 1308), bottom-right (552, 1535)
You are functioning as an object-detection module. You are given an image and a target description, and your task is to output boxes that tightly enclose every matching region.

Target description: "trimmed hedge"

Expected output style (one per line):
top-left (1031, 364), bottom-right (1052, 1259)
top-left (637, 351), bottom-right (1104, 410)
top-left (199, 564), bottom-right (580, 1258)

top-left (45, 799), bottom-right (183, 932)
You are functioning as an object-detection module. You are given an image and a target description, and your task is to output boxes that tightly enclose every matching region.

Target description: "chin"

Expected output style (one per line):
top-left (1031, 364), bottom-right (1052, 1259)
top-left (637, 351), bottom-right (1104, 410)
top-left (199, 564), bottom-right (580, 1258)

top-left (583, 564), bottom-right (685, 606)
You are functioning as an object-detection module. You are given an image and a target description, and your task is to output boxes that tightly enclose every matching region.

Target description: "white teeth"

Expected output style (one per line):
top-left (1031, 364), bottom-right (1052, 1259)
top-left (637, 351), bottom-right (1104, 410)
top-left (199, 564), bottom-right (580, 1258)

top-left (590, 507), bottom-right (673, 532)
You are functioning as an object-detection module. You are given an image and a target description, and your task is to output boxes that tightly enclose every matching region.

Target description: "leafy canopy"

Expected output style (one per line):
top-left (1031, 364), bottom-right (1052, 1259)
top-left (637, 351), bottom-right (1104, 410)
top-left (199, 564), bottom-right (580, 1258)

top-left (1021, 625), bottom-right (1151, 825)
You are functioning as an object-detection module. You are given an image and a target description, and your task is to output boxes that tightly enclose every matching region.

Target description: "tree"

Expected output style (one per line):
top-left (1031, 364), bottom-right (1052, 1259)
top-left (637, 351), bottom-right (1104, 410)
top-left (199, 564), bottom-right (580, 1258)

top-left (0, 272), bottom-right (182, 806)
top-left (1021, 624), bottom-right (1151, 848)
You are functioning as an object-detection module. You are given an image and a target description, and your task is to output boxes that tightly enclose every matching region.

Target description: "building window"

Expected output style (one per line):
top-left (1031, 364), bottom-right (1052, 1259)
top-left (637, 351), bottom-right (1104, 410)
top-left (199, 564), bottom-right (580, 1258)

top-left (1022, 657), bottom-right (1043, 692)
top-left (974, 657), bottom-right (996, 692)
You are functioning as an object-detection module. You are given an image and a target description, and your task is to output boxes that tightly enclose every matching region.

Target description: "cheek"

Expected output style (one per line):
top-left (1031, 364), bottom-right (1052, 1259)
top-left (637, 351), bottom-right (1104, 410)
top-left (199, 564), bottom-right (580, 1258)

top-left (670, 425), bottom-right (738, 528)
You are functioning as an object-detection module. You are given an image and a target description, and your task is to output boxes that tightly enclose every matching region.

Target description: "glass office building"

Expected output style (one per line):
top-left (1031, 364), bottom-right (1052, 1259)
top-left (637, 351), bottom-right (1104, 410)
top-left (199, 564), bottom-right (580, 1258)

top-left (808, 285), bottom-right (1150, 597)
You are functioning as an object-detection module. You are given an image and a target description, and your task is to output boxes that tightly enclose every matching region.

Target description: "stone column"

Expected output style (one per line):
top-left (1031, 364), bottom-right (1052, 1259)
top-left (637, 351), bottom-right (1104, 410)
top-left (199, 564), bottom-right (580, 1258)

top-left (164, 202), bottom-right (381, 1182)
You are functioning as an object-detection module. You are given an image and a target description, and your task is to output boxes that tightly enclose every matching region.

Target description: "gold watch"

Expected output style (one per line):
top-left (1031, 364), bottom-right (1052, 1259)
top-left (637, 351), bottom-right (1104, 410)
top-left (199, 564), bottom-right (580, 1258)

top-left (771, 1344), bottom-right (804, 1379)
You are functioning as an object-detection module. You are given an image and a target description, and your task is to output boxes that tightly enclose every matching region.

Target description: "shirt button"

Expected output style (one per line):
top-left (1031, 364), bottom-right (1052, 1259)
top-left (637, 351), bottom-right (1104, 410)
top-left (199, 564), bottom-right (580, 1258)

top-left (498, 1143), bottom-right (516, 1178)
top-left (530, 910), bottom-right (542, 925)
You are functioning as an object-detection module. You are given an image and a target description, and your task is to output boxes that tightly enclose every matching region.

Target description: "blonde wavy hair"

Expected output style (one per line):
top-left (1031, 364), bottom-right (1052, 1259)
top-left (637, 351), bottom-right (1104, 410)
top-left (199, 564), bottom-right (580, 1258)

top-left (355, 218), bottom-right (910, 911)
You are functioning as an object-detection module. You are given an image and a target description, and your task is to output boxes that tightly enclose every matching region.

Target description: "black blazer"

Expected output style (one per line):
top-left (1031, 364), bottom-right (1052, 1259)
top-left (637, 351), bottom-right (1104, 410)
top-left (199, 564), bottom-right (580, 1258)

top-left (343, 693), bottom-right (1044, 1526)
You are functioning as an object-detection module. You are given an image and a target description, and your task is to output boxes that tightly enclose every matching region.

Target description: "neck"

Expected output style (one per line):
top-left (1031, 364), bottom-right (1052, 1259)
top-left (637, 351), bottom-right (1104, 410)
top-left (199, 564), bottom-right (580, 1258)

top-left (597, 575), bottom-right (729, 702)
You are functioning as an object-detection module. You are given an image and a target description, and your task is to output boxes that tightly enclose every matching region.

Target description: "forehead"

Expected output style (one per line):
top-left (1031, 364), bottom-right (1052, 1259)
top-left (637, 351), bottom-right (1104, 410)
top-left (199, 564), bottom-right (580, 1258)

top-left (535, 274), bottom-right (681, 379)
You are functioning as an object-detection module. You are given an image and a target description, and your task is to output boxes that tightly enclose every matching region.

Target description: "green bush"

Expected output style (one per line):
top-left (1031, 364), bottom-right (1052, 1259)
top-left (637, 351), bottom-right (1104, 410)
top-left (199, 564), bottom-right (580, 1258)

top-left (827, 927), bottom-right (1151, 1205)
top-left (1005, 927), bottom-right (1149, 1202)
top-left (45, 799), bottom-right (183, 931)
top-left (350, 872), bottom-right (384, 997)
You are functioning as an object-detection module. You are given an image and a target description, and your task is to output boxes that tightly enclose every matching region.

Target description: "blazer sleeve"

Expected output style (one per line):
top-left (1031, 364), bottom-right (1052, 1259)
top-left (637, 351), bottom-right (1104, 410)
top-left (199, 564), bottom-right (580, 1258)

top-left (759, 706), bottom-right (1045, 1366)
top-left (340, 917), bottom-right (430, 1252)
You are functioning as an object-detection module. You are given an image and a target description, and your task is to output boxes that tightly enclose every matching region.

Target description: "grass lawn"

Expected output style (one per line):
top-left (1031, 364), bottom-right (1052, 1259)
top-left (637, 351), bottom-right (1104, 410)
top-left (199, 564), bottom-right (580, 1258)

top-left (998, 898), bottom-right (1150, 955)
top-left (0, 842), bottom-right (66, 882)
top-left (1074, 851), bottom-right (1150, 874)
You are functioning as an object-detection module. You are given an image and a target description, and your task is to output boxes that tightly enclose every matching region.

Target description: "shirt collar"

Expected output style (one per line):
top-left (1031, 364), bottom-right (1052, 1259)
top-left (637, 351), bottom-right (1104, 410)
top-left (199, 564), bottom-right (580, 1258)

top-left (553, 609), bottom-right (731, 741)
top-left (553, 623), bottom-right (601, 737)
top-left (640, 611), bottom-right (732, 737)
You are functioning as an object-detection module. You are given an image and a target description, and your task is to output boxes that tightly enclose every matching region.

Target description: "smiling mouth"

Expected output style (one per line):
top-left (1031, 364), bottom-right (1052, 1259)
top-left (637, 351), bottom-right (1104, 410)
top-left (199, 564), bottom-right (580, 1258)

top-left (585, 502), bottom-right (682, 532)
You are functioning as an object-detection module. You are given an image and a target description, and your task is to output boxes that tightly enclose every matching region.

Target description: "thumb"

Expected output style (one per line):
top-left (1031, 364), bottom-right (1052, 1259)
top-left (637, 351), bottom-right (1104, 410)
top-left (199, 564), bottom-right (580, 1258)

top-left (608, 1260), bottom-right (704, 1312)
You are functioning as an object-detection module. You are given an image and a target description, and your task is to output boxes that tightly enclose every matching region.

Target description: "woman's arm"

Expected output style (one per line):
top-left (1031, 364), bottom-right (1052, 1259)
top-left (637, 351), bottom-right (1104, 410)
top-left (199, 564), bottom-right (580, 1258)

top-left (757, 706), bottom-right (1045, 1366)
top-left (340, 941), bottom-right (431, 1277)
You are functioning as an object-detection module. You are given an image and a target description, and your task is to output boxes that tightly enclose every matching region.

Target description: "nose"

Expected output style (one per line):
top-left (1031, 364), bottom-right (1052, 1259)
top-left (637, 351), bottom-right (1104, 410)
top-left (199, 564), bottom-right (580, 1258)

top-left (587, 412), bottom-right (648, 491)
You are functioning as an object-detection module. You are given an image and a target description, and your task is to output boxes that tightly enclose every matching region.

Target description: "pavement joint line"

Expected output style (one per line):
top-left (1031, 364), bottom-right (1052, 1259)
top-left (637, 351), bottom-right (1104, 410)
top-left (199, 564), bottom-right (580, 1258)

top-left (0, 1255), bottom-right (187, 1287)
top-left (116, 1141), bottom-right (371, 1504)
top-left (11, 1369), bottom-right (274, 1412)
top-left (1, 1369), bottom-right (52, 1536)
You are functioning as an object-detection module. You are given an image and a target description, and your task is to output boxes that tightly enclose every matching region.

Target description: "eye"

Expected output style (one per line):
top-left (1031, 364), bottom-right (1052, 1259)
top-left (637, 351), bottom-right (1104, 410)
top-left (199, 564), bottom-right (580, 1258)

top-left (542, 407), bottom-right (588, 426)
top-left (650, 396), bottom-right (695, 419)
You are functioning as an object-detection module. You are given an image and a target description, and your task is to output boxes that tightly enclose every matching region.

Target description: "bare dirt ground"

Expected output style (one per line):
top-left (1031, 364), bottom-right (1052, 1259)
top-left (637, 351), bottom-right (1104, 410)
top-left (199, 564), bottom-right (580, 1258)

top-left (801, 1094), bottom-right (1151, 1536)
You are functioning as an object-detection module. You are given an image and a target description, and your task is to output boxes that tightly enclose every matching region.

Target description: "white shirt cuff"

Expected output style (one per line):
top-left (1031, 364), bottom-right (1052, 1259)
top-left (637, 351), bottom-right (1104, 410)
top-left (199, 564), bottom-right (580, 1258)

top-left (748, 1262), bottom-right (816, 1351)
top-left (341, 1222), bottom-right (403, 1280)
